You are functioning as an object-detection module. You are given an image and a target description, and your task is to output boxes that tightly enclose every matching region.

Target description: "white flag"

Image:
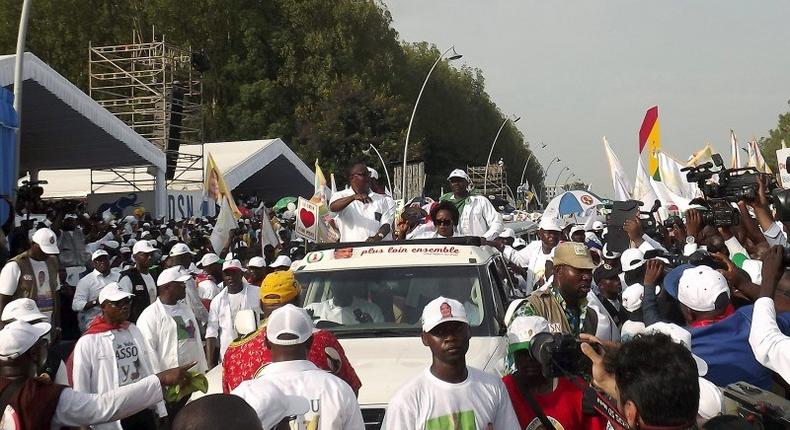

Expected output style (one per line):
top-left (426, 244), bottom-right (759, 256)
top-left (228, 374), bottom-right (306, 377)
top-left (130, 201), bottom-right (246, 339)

top-left (657, 152), bottom-right (700, 199)
top-left (602, 137), bottom-right (633, 201)
top-left (210, 197), bottom-right (237, 254)
top-left (730, 130), bottom-right (741, 169)
top-left (634, 157), bottom-right (659, 211)
top-left (259, 205), bottom-right (280, 251)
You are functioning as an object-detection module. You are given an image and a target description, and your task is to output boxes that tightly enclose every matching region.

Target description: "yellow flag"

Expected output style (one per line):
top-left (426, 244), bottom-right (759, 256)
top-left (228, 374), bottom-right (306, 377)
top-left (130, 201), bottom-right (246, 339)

top-left (204, 153), bottom-right (241, 219)
top-left (686, 144), bottom-right (714, 167)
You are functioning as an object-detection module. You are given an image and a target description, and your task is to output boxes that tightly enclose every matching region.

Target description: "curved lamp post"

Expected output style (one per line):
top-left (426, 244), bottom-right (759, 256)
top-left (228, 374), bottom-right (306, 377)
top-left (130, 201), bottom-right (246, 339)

top-left (483, 115), bottom-right (521, 195)
top-left (562, 171), bottom-right (575, 189)
top-left (519, 141), bottom-right (546, 186)
top-left (544, 157), bottom-right (561, 178)
top-left (553, 167), bottom-right (570, 191)
top-left (401, 46), bottom-right (462, 200)
top-left (12, 0), bottom-right (33, 207)
top-left (362, 143), bottom-right (392, 192)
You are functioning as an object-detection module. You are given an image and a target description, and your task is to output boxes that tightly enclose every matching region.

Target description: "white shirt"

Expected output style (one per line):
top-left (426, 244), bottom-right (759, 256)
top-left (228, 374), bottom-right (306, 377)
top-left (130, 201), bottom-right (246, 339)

top-left (305, 297), bottom-right (385, 325)
top-left (456, 195), bottom-right (503, 240)
top-left (71, 324), bottom-right (166, 429)
top-left (206, 282), bottom-right (261, 358)
top-left (749, 297), bottom-right (790, 384)
top-left (330, 188), bottom-right (394, 242)
top-left (0, 259), bottom-right (59, 322)
top-left (136, 298), bottom-right (208, 373)
top-left (762, 222), bottom-right (788, 247)
top-left (505, 240), bottom-right (555, 291)
top-left (232, 360), bottom-right (364, 430)
top-left (197, 278), bottom-right (220, 300)
top-left (73, 270), bottom-right (120, 331)
top-left (118, 272), bottom-right (157, 305)
top-left (586, 290), bottom-right (621, 342)
top-left (382, 367), bottom-right (520, 430)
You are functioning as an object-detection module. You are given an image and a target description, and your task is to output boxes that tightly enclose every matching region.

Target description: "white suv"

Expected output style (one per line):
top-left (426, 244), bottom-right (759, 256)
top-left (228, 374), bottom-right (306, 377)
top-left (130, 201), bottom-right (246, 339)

top-left (293, 237), bottom-right (520, 429)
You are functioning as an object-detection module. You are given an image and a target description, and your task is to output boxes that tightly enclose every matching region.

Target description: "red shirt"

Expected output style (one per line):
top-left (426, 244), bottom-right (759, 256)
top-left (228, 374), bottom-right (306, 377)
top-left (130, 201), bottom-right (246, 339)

top-left (502, 374), bottom-right (608, 430)
top-left (222, 327), bottom-right (361, 394)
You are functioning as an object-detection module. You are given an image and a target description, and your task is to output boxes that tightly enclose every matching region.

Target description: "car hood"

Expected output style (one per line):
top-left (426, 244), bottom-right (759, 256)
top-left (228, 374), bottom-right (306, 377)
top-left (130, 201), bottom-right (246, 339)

top-left (338, 336), bottom-right (507, 407)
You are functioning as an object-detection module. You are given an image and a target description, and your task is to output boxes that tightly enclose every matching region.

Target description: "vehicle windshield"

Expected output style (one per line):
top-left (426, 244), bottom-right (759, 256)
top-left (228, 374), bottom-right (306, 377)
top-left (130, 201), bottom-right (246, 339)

top-left (295, 265), bottom-right (498, 338)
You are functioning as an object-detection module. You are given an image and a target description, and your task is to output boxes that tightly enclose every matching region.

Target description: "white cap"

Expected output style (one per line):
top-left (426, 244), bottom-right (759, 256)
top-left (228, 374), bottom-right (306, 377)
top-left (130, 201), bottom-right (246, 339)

top-left (621, 284), bottom-right (645, 312)
top-left (91, 249), bottom-right (109, 260)
top-left (678, 266), bottom-right (730, 312)
top-left (119, 246), bottom-right (131, 254)
top-left (222, 259), bottom-right (244, 272)
top-left (592, 221), bottom-right (604, 231)
top-left (140, 231), bottom-right (151, 239)
top-left (697, 377), bottom-right (724, 420)
top-left (602, 243), bottom-right (621, 259)
top-left (513, 238), bottom-right (527, 249)
top-left (247, 256), bottom-right (267, 268)
top-left (198, 253), bottom-right (221, 268)
top-left (421, 297), bottom-right (468, 332)
top-left (266, 304), bottom-right (315, 346)
top-left (132, 240), bottom-right (157, 255)
top-left (269, 255), bottom-right (292, 268)
top-left (642, 322), bottom-right (708, 376)
top-left (447, 169), bottom-right (471, 183)
top-left (32, 228), bottom-right (59, 255)
top-left (507, 316), bottom-right (550, 353)
top-left (246, 379), bottom-right (311, 429)
top-left (169, 243), bottom-right (194, 257)
top-left (538, 217), bottom-right (563, 232)
top-left (569, 225), bottom-right (585, 237)
top-left (499, 228), bottom-right (515, 239)
top-left (620, 248), bottom-right (645, 271)
top-left (367, 167), bottom-right (379, 180)
top-left (0, 320), bottom-right (51, 360)
top-left (98, 282), bottom-right (134, 304)
top-left (156, 266), bottom-right (192, 287)
top-left (1, 298), bottom-right (47, 323)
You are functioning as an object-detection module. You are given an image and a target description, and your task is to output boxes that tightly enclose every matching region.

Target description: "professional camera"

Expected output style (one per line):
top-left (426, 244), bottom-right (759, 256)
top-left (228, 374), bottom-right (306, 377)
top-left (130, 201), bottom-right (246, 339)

top-left (723, 382), bottom-right (790, 429)
top-left (529, 332), bottom-right (593, 379)
top-left (700, 198), bottom-right (740, 228)
top-left (662, 215), bottom-right (683, 229)
top-left (644, 249), bottom-right (726, 270)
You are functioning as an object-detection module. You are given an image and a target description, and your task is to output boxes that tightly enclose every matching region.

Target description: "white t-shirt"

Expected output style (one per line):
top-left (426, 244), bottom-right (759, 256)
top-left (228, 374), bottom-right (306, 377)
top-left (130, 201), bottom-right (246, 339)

top-left (329, 188), bottom-right (394, 242)
top-left (382, 367), bottom-right (520, 430)
top-left (0, 259), bottom-right (58, 322)
top-left (305, 297), bottom-right (385, 325)
top-left (118, 272), bottom-right (157, 304)
top-left (227, 290), bottom-right (244, 325)
top-left (161, 303), bottom-right (203, 367)
top-left (112, 329), bottom-right (143, 387)
top-left (510, 241), bottom-right (555, 292)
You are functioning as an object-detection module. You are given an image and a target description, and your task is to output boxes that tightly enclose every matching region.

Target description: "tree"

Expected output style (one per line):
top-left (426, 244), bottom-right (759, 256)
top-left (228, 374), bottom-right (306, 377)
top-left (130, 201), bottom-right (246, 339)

top-left (759, 100), bottom-right (790, 172)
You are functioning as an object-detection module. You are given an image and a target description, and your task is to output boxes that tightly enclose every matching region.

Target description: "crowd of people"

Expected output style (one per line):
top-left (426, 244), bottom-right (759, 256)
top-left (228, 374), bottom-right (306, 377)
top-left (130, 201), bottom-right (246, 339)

top-left (0, 160), bottom-right (787, 429)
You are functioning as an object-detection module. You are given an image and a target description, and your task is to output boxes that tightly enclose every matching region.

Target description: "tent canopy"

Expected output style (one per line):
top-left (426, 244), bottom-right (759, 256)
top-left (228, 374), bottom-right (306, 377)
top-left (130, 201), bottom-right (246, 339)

top-left (0, 52), bottom-right (165, 171)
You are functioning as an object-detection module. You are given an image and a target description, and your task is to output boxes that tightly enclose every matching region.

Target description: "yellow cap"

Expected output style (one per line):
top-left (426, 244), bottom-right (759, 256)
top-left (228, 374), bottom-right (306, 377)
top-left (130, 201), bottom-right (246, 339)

top-left (552, 242), bottom-right (596, 269)
top-left (260, 270), bottom-right (300, 305)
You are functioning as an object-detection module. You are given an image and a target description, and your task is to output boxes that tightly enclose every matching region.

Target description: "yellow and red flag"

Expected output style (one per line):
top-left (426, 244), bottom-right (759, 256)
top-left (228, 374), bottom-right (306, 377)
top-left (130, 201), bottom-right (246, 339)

top-left (639, 106), bottom-right (661, 180)
top-left (204, 152), bottom-right (241, 219)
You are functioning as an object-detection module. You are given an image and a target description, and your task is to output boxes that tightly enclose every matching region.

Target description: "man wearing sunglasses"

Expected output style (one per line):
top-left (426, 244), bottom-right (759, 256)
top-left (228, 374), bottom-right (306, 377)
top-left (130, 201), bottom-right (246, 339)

top-left (71, 282), bottom-right (167, 429)
top-left (329, 163), bottom-right (393, 243)
top-left (439, 169), bottom-right (503, 241)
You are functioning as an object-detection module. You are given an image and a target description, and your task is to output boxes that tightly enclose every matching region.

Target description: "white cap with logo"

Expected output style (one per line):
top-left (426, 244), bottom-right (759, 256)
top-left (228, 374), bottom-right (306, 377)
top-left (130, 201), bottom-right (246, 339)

top-left (156, 266), bottom-right (192, 287)
top-left (269, 255), bottom-right (292, 268)
top-left (266, 304), bottom-right (315, 346)
top-left (421, 297), bottom-right (468, 332)
top-left (98, 282), bottom-right (134, 304)
top-left (198, 253), bottom-right (221, 268)
top-left (222, 259), bottom-right (244, 272)
top-left (32, 228), bottom-right (59, 255)
top-left (91, 249), bottom-right (109, 261)
top-left (620, 248), bottom-right (646, 271)
top-left (447, 169), bottom-right (471, 183)
top-left (0, 320), bottom-right (51, 360)
top-left (132, 240), bottom-right (157, 255)
top-left (1, 298), bottom-right (47, 323)
top-left (677, 266), bottom-right (729, 312)
top-left (247, 256), bottom-right (267, 268)
top-left (169, 243), bottom-right (194, 257)
top-left (538, 217), bottom-right (563, 232)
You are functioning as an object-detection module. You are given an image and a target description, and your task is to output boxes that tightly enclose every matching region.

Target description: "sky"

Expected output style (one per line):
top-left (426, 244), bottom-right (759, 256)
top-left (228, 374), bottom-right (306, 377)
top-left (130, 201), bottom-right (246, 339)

top-left (382, 0), bottom-right (790, 195)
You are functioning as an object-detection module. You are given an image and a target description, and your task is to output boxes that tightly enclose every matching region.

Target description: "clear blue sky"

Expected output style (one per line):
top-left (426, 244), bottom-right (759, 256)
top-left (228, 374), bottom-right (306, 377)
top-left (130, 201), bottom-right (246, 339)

top-left (382, 0), bottom-right (790, 195)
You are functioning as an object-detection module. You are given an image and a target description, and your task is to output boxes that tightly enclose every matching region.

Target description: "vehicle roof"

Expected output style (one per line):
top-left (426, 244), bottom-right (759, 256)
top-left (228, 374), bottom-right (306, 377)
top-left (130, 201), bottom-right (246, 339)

top-left (295, 241), bottom-right (499, 272)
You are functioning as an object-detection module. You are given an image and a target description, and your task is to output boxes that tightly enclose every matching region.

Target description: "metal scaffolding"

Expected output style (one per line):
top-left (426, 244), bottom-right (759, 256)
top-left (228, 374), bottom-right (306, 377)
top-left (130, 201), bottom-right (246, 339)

top-left (88, 31), bottom-right (204, 192)
top-left (467, 164), bottom-right (508, 199)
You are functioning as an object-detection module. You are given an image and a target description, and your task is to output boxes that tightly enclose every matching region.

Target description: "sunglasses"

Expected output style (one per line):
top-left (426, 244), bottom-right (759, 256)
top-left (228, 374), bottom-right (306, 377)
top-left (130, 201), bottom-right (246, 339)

top-left (434, 219), bottom-right (453, 227)
top-left (107, 298), bottom-right (131, 308)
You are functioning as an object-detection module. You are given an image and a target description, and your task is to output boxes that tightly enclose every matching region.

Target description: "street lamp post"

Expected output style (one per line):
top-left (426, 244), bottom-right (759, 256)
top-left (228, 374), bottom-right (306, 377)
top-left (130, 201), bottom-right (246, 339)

top-left (362, 143), bottom-right (392, 193)
top-left (553, 167), bottom-right (570, 191)
top-left (11, 0), bottom-right (33, 207)
top-left (562, 171), bottom-right (575, 189)
top-left (540, 157), bottom-right (560, 202)
top-left (401, 45), bottom-right (462, 200)
top-left (483, 115), bottom-right (521, 195)
top-left (519, 141), bottom-right (546, 187)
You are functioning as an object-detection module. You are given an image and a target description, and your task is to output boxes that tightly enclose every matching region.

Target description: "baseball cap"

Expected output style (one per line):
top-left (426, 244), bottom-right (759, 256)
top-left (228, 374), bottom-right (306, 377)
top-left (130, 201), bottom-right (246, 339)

top-left (620, 248), bottom-right (645, 272)
top-left (1, 298), bottom-right (47, 323)
top-left (367, 167), bottom-right (379, 180)
top-left (266, 304), bottom-right (315, 346)
top-left (447, 169), bottom-right (471, 183)
top-left (642, 322), bottom-right (708, 376)
top-left (601, 243), bottom-right (621, 260)
top-left (222, 259), bottom-right (244, 272)
top-left (156, 266), bottom-right (192, 287)
top-left (421, 297), bottom-right (468, 332)
top-left (592, 221), bottom-right (604, 231)
top-left (91, 249), bottom-right (109, 261)
top-left (663, 263), bottom-right (693, 299)
top-left (246, 256), bottom-right (266, 268)
top-left (552, 242), bottom-right (596, 270)
top-left (538, 217), bottom-right (563, 232)
top-left (0, 320), bottom-right (51, 360)
top-left (507, 316), bottom-right (550, 354)
top-left (499, 228), bottom-right (516, 239)
top-left (260, 271), bottom-right (300, 305)
top-left (269, 255), bottom-right (292, 268)
top-left (677, 266), bottom-right (730, 312)
top-left (622, 284), bottom-right (645, 312)
top-left (593, 263), bottom-right (621, 284)
top-left (513, 238), bottom-right (527, 250)
top-left (197, 253), bottom-right (222, 268)
top-left (169, 242), bottom-right (194, 257)
top-left (569, 225), bottom-right (586, 237)
top-left (98, 282), bottom-right (134, 304)
top-left (132, 240), bottom-right (157, 255)
top-left (32, 228), bottom-right (59, 255)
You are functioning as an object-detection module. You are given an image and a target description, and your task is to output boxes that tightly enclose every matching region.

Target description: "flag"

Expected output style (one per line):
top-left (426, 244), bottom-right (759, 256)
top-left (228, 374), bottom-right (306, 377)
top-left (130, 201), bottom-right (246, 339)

top-left (657, 151), bottom-right (699, 198)
top-left (649, 177), bottom-right (692, 213)
top-left (210, 197), bottom-right (237, 254)
top-left (204, 153), bottom-right (241, 219)
top-left (602, 136), bottom-right (632, 201)
top-left (634, 157), bottom-right (659, 211)
top-left (730, 130), bottom-right (741, 169)
top-left (258, 205), bottom-right (280, 252)
top-left (330, 173), bottom-right (337, 195)
top-left (686, 144), bottom-right (714, 167)
top-left (639, 106), bottom-right (661, 179)
top-left (748, 140), bottom-right (772, 174)
top-left (314, 160), bottom-right (331, 203)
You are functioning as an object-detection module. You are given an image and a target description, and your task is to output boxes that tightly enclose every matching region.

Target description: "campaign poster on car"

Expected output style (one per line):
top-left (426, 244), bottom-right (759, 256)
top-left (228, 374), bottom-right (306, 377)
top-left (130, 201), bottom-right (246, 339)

top-left (295, 197), bottom-right (319, 242)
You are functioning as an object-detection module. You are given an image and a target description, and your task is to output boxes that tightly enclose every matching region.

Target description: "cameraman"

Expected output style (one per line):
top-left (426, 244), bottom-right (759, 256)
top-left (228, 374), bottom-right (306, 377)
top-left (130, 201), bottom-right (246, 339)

top-left (581, 333), bottom-right (699, 429)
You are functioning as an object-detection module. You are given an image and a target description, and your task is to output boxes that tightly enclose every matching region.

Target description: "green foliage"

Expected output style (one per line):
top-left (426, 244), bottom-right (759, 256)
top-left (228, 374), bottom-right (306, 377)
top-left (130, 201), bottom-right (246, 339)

top-left (759, 100), bottom-right (790, 172)
top-left (0, 0), bottom-right (543, 197)
top-left (562, 181), bottom-right (588, 192)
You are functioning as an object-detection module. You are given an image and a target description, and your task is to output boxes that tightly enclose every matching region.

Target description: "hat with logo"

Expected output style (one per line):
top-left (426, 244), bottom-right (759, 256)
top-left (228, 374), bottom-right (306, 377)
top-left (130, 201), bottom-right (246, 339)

top-left (677, 266), bottom-right (730, 312)
top-left (622, 284), bottom-right (646, 312)
top-left (266, 304), bottom-right (315, 346)
top-left (538, 217), bottom-right (563, 232)
top-left (593, 263), bottom-right (622, 284)
top-left (98, 282), bottom-right (134, 304)
top-left (620, 248), bottom-right (646, 272)
top-left (1, 298), bottom-right (47, 323)
top-left (0, 320), bottom-right (51, 360)
top-left (222, 259), bottom-right (244, 272)
top-left (246, 256), bottom-right (267, 269)
top-left (421, 296), bottom-right (468, 332)
top-left (642, 322), bottom-right (708, 376)
top-left (156, 266), bottom-right (192, 287)
top-left (132, 240), bottom-right (157, 255)
top-left (507, 316), bottom-right (550, 354)
top-left (260, 270), bottom-right (300, 305)
top-left (269, 255), bottom-right (292, 269)
top-left (91, 249), bottom-right (109, 261)
top-left (197, 253), bottom-right (222, 268)
top-left (552, 242), bottom-right (596, 270)
top-left (447, 169), bottom-right (471, 183)
top-left (32, 228), bottom-right (59, 255)
top-left (169, 242), bottom-right (194, 257)
top-left (662, 263), bottom-right (693, 299)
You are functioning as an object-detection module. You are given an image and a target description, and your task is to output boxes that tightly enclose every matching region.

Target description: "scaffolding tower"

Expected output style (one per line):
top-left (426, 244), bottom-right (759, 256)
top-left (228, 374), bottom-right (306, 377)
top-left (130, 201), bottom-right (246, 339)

top-left (88, 31), bottom-right (204, 192)
top-left (467, 164), bottom-right (508, 199)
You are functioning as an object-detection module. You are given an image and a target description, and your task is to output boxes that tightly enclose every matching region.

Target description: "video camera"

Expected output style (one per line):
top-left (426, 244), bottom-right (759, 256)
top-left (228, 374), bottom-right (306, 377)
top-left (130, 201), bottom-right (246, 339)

top-left (529, 332), bottom-right (594, 379)
top-left (643, 249), bottom-right (726, 271)
top-left (723, 381), bottom-right (790, 429)
top-left (604, 199), bottom-right (661, 253)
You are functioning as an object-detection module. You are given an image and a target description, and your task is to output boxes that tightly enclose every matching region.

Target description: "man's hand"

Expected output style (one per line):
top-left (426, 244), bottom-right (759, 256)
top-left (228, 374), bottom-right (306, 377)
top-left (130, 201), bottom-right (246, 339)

top-left (751, 175), bottom-right (771, 209)
top-left (156, 362), bottom-right (196, 387)
top-left (643, 259), bottom-right (664, 286)
top-left (623, 217), bottom-right (643, 244)
top-left (712, 252), bottom-right (748, 293)
top-left (671, 223), bottom-right (687, 247)
top-left (353, 193), bottom-right (371, 204)
top-left (579, 334), bottom-right (619, 401)
top-left (760, 245), bottom-right (784, 299)
top-left (365, 233), bottom-right (384, 243)
top-left (685, 209), bottom-right (703, 240)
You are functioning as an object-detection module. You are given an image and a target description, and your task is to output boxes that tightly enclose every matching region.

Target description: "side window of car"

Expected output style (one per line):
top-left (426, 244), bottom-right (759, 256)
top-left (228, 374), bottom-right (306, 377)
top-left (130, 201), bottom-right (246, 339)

top-left (493, 256), bottom-right (517, 302)
top-left (487, 262), bottom-right (506, 318)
